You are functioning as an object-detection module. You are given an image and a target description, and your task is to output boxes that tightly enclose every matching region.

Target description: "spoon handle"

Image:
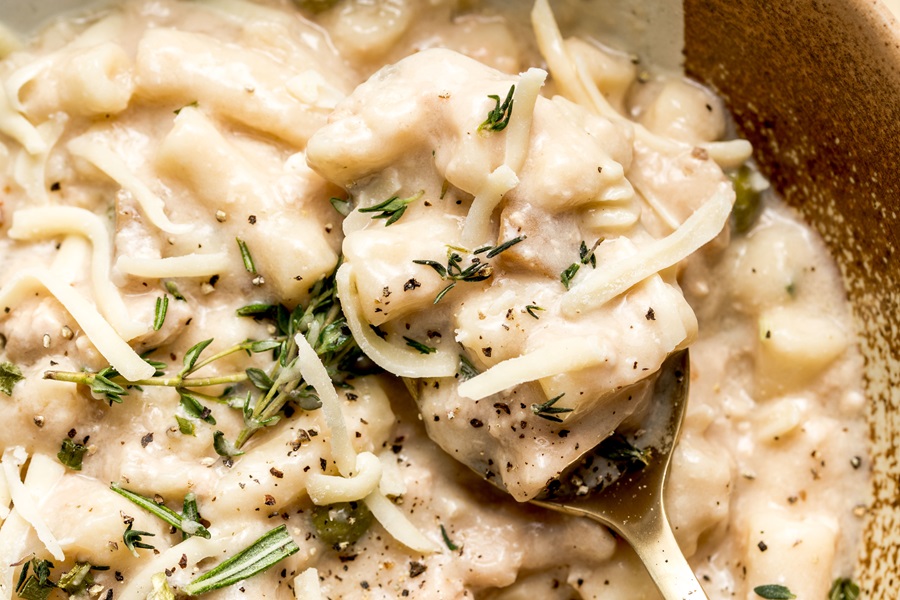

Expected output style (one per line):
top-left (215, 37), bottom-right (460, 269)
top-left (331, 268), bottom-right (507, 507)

top-left (624, 509), bottom-right (709, 600)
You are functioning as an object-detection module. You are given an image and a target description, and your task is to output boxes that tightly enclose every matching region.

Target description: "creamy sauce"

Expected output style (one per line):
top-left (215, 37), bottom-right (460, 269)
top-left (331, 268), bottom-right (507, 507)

top-left (0, 1), bottom-right (867, 599)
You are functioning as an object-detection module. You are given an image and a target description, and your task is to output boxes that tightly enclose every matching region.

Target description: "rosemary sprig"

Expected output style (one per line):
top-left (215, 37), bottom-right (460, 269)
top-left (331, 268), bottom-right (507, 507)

top-left (560, 239), bottom-right (602, 290)
top-left (358, 190), bottom-right (424, 226)
top-left (414, 236), bottom-right (525, 304)
top-left (479, 84), bottom-right (515, 132)
top-left (531, 393), bottom-right (573, 423)
top-left (123, 521), bottom-right (156, 557)
top-left (111, 483), bottom-right (211, 540)
top-left (182, 525), bottom-right (299, 595)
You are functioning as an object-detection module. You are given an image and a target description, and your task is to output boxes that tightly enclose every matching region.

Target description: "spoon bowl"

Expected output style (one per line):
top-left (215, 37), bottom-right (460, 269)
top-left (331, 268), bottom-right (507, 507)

top-left (533, 349), bottom-right (705, 600)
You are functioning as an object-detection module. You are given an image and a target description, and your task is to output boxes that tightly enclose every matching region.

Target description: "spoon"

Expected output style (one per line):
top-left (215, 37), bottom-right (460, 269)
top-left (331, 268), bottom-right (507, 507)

top-left (531, 349), bottom-right (708, 600)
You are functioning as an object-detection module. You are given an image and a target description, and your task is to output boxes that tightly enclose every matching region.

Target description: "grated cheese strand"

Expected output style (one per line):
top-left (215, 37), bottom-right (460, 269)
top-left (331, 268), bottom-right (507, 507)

top-left (561, 187), bottom-right (734, 317)
top-left (504, 67), bottom-right (547, 174)
top-left (0, 270), bottom-right (155, 380)
top-left (364, 489), bottom-right (439, 554)
top-left (1, 449), bottom-right (65, 561)
top-left (116, 252), bottom-right (231, 278)
top-left (67, 135), bottom-right (192, 235)
top-left (457, 338), bottom-right (607, 400)
top-left (293, 332), bottom-right (358, 477)
top-left (460, 164), bottom-right (519, 248)
top-left (336, 264), bottom-right (458, 378)
top-left (306, 451), bottom-right (383, 505)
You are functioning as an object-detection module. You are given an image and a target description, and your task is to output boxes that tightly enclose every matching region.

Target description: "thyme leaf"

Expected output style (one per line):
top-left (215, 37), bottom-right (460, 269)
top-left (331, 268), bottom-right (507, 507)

top-left (183, 525), bottom-right (299, 595)
top-left (829, 578), bottom-right (860, 600)
top-left (531, 393), bottom-right (572, 423)
top-left (560, 263), bottom-right (580, 290)
top-left (525, 304), bottom-right (544, 319)
top-left (330, 197), bottom-right (352, 217)
top-left (485, 235), bottom-right (525, 258)
top-left (404, 337), bottom-right (436, 355)
top-left (478, 84), bottom-right (515, 132)
top-left (0, 361), bottom-right (24, 396)
top-left (236, 237), bottom-right (256, 274)
top-left (358, 190), bottom-right (424, 226)
top-left (165, 280), bottom-right (186, 301)
top-left (597, 433), bottom-right (651, 467)
top-left (57, 438), bottom-right (88, 471)
top-left (440, 524), bottom-right (459, 551)
top-left (111, 483), bottom-right (211, 540)
top-left (175, 415), bottom-right (196, 436)
top-left (213, 431), bottom-right (245, 458)
top-left (753, 584), bottom-right (796, 600)
top-left (153, 295), bottom-right (169, 331)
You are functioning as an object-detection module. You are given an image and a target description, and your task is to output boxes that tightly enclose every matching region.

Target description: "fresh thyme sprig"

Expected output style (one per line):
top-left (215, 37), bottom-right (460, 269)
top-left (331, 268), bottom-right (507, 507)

top-left (413, 236), bottom-right (525, 303)
top-left (596, 433), bottom-right (651, 467)
top-left (111, 483), bottom-right (211, 540)
top-left (358, 190), bottom-right (424, 226)
top-left (530, 393), bottom-right (573, 423)
top-left (560, 239), bottom-right (602, 290)
top-left (479, 84), bottom-right (515, 132)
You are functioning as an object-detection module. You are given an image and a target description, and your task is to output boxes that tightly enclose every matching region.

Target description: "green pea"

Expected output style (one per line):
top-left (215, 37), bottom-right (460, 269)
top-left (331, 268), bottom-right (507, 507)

top-left (730, 164), bottom-right (763, 234)
top-left (311, 501), bottom-right (374, 549)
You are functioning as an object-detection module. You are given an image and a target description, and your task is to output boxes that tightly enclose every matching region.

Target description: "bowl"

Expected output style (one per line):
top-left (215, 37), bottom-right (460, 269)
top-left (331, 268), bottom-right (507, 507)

top-left (2, 0), bottom-right (898, 596)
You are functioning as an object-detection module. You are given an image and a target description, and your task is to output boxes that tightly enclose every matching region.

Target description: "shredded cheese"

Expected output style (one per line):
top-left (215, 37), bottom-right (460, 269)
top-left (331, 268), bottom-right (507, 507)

top-left (561, 187), bottom-right (734, 316)
top-left (457, 338), bottom-right (608, 400)
top-left (364, 489), bottom-right (439, 554)
top-left (293, 332), bottom-right (358, 477)
top-left (116, 252), bottom-right (231, 278)
top-left (0, 270), bottom-right (155, 380)
top-left (10, 207), bottom-right (148, 340)
top-left (0, 85), bottom-right (45, 155)
top-left (0, 460), bottom-right (10, 523)
top-left (67, 135), bottom-right (192, 235)
top-left (306, 451), bottom-right (383, 505)
top-left (460, 164), bottom-right (519, 248)
top-left (1, 449), bottom-right (65, 561)
top-left (336, 264), bottom-right (458, 378)
top-left (504, 68), bottom-right (546, 174)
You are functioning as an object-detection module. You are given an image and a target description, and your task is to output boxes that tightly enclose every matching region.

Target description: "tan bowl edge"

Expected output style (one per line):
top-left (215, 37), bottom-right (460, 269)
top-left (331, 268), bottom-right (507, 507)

top-left (683, 1), bottom-right (900, 597)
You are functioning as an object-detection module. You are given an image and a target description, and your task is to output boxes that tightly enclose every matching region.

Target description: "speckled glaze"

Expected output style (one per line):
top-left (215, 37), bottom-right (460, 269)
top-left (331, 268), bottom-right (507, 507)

top-left (684, 1), bottom-right (900, 596)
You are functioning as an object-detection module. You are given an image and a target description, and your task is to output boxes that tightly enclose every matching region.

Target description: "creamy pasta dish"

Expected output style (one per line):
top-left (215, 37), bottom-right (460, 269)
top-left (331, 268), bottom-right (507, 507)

top-left (0, 1), bottom-right (869, 599)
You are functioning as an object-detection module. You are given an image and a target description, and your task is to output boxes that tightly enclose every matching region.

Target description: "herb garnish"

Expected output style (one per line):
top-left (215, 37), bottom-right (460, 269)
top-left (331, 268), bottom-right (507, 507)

top-left (358, 190), bottom-right (424, 226)
top-left (57, 438), bottom-right (88, 470)
top-left (153, 295), bottom-right (169, 331)
top-left (753, 584), bottom-right (796, 599)
top-left (404, 337), bottom-right (436, 355)
top-left (531, 393), bottom-right (573, 423)
top-left (440, 524), bottom-right (459, 551)
top-left (57, 563), bottom-right (104, 595)
top-left (165, 280), bottom-right (186, 301)
top-left (597, 433), bottom-right (651, 467)
top-left (123, 521), bottom-right (156, 557)
top-left (330, 197), bottom-right (352, 216)
top-left (0, 361), bottom-right (24, 396)
top-left (525, 304), bottom-right (544, 319)
top-left (414, 237), bottom-right (525, 304)
top-left (560, 239), bottom-right (602, 290)
top-left (236, 237), bottom-right (256, 273)
top-left (458, 354), bottom-right (480, 381)
top-left (829, 578), bottom-right (860, 600)
top-left (111, 483), bottom-right (211, 540)
top-left (478, 85), bottom-right (515, 132)
top-left (15, 558), bottom-right (55, 600)
top-left (182, 525), bottom-right (299, 595)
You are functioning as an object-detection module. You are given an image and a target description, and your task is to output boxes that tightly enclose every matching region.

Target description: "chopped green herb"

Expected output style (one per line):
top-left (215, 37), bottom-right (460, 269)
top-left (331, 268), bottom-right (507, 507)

top-left (147, 572), bottom-right (176, 600)
top-left (753, 584), bottom-right (796, 599)
top-left (330, 197), bottom-right (352, 217)
top-left (236, 237), bottom-right (256, 274)
top-left (182, 492), bottom-right (204, 541)
top-left (57, 438), bottom-right (88, 471)
top-left (175, 415), bottom-right (196, 436)
top-left (560, 263), bottom-right (580, 290)
top-left (458, 354), bottom-right (480, 381)
top-left (413, 238), bottom-right (523, 304)
top-left (531, 393), bottom-right (573, 423)
top-left (183, 524), bottom-right (299, 595)
top-left (123, 521), bottom-right (156, 557)
top-left (173, 101), bottom-right (198, 115)
top-left (153, 295), bottom-right (169, 331)
top-left (311, 501), bottom-right (374, 550)
top-left (440, 524), bottom-right (459, 551)
top-left (358, 191), bottom-right (424, 226)
top-left (597, 433), bottom-right (651, 467)
top-left (57, 563), bottom-right (98, 595)
top-left (525, 304), bottom-right (544, 319)
top-left (111, 483), bottom-right (211, 540)
top-left (164, 280), bottom-right (186, 301)
top-left (485, 235), bottom-right (526, 258)
top-left (15, 559), bottom-right (55, 600)
top-left (404, 337), bottom-right (436, 355)
top-left (829, 578), bottom-right (860, 600)
top-left (0, 361), bottom-right (24, 396)
top-left (213, 430), bottom-right (245, 459)
top-left (478, 84), bottom-right (515, 132)
top-left (579, 239), bottom-right (601, 268)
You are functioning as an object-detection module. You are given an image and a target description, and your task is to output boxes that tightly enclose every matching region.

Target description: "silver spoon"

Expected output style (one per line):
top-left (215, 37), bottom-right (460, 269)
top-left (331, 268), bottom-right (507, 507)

top-left (531, 349), bottom-right (708, 600)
